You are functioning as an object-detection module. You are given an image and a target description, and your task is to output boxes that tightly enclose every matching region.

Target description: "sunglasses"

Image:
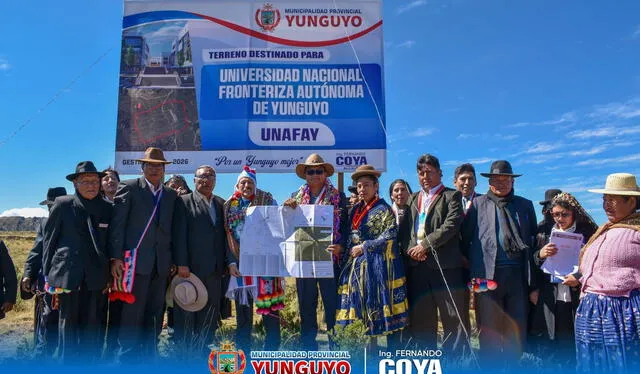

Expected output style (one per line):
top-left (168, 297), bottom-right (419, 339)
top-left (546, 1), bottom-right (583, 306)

top-left (552, 212), bottom-right (571, 218)
top-left (305, 169), bottom-right (325, 176)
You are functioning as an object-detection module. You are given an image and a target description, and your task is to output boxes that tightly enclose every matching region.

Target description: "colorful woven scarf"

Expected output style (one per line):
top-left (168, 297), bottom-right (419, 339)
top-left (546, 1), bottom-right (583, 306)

top-left (293, 179), bottom-right (343, 262)
top-left (225, 188), bottom-right (284, 314)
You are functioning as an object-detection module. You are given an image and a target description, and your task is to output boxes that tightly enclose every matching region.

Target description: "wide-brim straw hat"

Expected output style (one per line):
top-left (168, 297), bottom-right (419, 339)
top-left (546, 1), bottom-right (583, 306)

top-left (480, 160), bottom-right (522, 178)
top-left (166, 274), bottom-right (208, 312)
top-left (588, 173), bottom-right (640, 196)
top-left (351, 164), bottom-right (382, 181)
top-left (136, 147), bottom-right (172, 164)
top-left (295, 153), bottom-right (335, 179)
top-left (65, 161), bottom-right (106, 182)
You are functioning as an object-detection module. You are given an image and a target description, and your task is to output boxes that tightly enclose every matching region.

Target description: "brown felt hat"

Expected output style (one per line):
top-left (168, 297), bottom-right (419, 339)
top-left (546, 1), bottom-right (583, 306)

top-left (351, 164), bottom-right (382, 181)
top-left (136, 147), bottom-right (172, 164)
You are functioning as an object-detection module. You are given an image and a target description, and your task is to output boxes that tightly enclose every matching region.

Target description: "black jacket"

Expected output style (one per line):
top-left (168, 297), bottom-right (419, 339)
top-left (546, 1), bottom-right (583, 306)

top-left (532, 221), bottom-right (596, 340)
top-left (174, 192), bottom-right (229, 277)
top-left (0, 240), bottom-right (17, 307)
top-left (42, 195), bottom-right (112, 291)
top-left (398, 187), bottom-right (464, 269)
top-left (23, 218), bottom-right (47, 281)
top-left (109, 177), bottom-right (180, 277)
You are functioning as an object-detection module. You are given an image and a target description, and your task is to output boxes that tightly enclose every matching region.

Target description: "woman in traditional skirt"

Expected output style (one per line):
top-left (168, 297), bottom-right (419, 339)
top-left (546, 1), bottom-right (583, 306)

top-left (224, 165), bottom-right (284, 351)
top-left (575, 173), bottom-right (640, 372)
top-left (336, 165), bottom-right (409, 342)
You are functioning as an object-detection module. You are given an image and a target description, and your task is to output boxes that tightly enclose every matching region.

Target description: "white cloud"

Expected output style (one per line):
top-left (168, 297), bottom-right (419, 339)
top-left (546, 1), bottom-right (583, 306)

top-left (457, 133), bottom-right (476, 140)
top-left (505, 112), bottom-right (576, 129)
top-left (396, 40), bottom-right (416, 49)
top-left (576, 153), bottom-right (640, 167)
top-left (568, 125), bottom-right (640, 139)
top-left (0, 207), bottom-right (48, 218)
top-left (409, 127), bottom-right (435, 137)
top-left (569, 145), bottom-right (607, 156)
top-left (524, 142), bottom-right (562, 154)
top-left (588, 98), bottom-right (640, 120)
top-left (634, 25), bottom-right (640, 39)
top-left (0, 57), bottom-right (9, 71)
top-left (444, 157), bottom-right (492, 166)
top-left (396, 0), bottom-right (427, 15)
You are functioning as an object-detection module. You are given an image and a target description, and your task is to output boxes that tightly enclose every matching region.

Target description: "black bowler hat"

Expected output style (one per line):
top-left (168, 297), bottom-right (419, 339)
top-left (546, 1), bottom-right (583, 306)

top-left (539, 189), bottom-right (562, 206)
top-left (39, 187), bottom-right (68, 206)
top-left (480, 160), bottom-right (522, 178)
top-left (65, 161), bottom-right (105, 182)
top-left (348, 183), bottom-right (357, 194)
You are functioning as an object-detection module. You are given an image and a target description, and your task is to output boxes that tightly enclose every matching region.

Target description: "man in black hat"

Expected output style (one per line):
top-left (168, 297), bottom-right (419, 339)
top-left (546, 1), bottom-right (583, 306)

top-left (462, 160), bottom-right (538, 366)
top-left (21, 187), bottom-right (67, 357)
top-left (0, 240), bottom-right (17, 321)
top-left (42, 162), bottom-right (112, 362)
top-left (109, 147), bottom-right (180, 359)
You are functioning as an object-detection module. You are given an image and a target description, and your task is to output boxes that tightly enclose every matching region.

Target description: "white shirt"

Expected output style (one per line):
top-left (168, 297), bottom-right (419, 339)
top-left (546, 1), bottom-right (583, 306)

top-left (145, 178), bottom-right (161, 195)
top-left (421, 183), bottom-right (444, 213)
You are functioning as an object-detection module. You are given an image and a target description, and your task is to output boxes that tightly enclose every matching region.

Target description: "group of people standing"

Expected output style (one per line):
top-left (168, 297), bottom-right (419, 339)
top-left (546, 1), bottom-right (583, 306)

top-left (1, 146), bottom-right (639, 372)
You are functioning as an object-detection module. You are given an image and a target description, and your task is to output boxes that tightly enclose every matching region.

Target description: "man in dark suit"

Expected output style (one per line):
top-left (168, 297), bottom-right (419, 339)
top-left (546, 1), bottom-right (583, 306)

top-left (398, 154), bottom-right (466, 354)
top-left (41, 162), bottom-right (112, 362)
top-left (0, 240), bottom-right (17, 321)
top-left (173, 165), bottom-right (228, 352)
top-left (21, 187), bottom-right (67, 357)
top-left (109, 147), bottom-right (179, 359)
top-left (463, 160), bottom-right (538, 366)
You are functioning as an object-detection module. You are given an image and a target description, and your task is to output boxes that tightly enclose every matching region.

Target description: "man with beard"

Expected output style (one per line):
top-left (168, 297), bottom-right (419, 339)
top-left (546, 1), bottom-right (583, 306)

top-left (42, 162), bottom-right (112, 362)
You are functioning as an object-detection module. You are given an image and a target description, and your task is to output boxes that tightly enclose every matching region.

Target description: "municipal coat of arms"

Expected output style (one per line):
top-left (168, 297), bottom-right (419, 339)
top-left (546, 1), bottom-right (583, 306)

top-left (208, 340), bottom-right (246, 374)
top-left (255, 3), bottom-right (281, 32)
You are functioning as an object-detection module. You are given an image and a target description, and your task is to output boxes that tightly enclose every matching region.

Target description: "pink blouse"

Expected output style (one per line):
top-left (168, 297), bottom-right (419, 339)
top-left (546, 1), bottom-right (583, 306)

top-left (580, 227), bottom-right (640, 297)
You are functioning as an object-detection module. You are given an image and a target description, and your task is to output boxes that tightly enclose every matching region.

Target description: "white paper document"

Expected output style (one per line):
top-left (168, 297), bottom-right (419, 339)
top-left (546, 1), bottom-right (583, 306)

top-left (239, 205), bottom-right (334, 278)
top-left (541, 231), bottom-right (584, 282)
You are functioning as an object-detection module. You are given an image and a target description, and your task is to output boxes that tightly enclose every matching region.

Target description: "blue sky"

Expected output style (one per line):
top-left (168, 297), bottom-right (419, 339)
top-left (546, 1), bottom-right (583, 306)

top-left (1, 0), bottom-right (639, 224)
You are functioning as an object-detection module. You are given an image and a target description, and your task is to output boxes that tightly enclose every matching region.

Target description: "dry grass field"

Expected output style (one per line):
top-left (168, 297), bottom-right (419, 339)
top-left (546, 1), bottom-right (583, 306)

top-left (0, 232), bottom-right (37, 359)
top-left (0, 231), bottom-right (484, 365)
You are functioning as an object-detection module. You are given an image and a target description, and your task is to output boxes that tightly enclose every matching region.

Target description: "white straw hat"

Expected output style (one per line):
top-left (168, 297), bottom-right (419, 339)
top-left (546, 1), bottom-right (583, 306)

top-left (588, 173), bottom-right (640, 196)
top-left (166, 274), bottom-right (208, 312)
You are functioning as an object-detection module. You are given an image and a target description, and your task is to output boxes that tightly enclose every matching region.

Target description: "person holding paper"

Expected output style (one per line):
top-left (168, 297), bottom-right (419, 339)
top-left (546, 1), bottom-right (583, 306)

top-left (533, 192), bottom-right (597, 364)
top-left (283, 153), bottom-right (348, 350)
top-left (575, 173), bottom-right (640, 372)
top-left (224, 165), bottom-right (282, 351)
top-left (336, 165), bottom-right (408, 341)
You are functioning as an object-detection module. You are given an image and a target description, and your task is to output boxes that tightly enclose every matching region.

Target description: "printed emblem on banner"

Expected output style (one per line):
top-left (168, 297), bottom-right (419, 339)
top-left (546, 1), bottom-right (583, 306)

top-left (255, 3), bottom-right (281, 32)
top-left (208, 340), bottom-right (246, 374)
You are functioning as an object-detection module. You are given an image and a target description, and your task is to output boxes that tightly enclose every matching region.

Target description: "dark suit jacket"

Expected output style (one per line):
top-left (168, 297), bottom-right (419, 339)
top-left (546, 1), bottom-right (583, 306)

top-left (23, 218), bottom-right (46, 280)
top-left (398, 187), bottom-right (464, 269)
top-left (109, 177), bottom-right (179, 277)
top-left (174, 192), bottom-right (229, 277)
top-left (42, 195), bottom-right (112, 291)
top-left (0, 240), bottom-right (17, 307)
top-left (463, 193), bottom-right (538, 287)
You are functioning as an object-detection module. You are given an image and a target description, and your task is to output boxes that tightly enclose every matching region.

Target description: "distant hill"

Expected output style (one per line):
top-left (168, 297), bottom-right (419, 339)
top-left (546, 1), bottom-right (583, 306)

top-left (0, 216), bottom-right (43, 232)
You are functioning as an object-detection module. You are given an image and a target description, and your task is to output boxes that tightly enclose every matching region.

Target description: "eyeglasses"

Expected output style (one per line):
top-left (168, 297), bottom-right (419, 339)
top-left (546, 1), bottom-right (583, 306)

top-left (305, 169), bottom-right (325, 176)
top-left (552, 212), bottom-right (571, 218)
top-left (77, 180), bottom-right (100, 187)
top-left (195, 174), bottom-right (215, 180)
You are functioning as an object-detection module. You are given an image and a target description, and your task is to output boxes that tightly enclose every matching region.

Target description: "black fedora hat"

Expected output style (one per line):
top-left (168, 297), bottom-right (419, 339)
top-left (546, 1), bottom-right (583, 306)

top-left (539, 189), bottom-right (562, 205)
top-left (65, 161), bottom-right (105, 182)
top-left (39, 187), bottom-right (68, 206)
top-left (480, 160), bottom-right (522, 178)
